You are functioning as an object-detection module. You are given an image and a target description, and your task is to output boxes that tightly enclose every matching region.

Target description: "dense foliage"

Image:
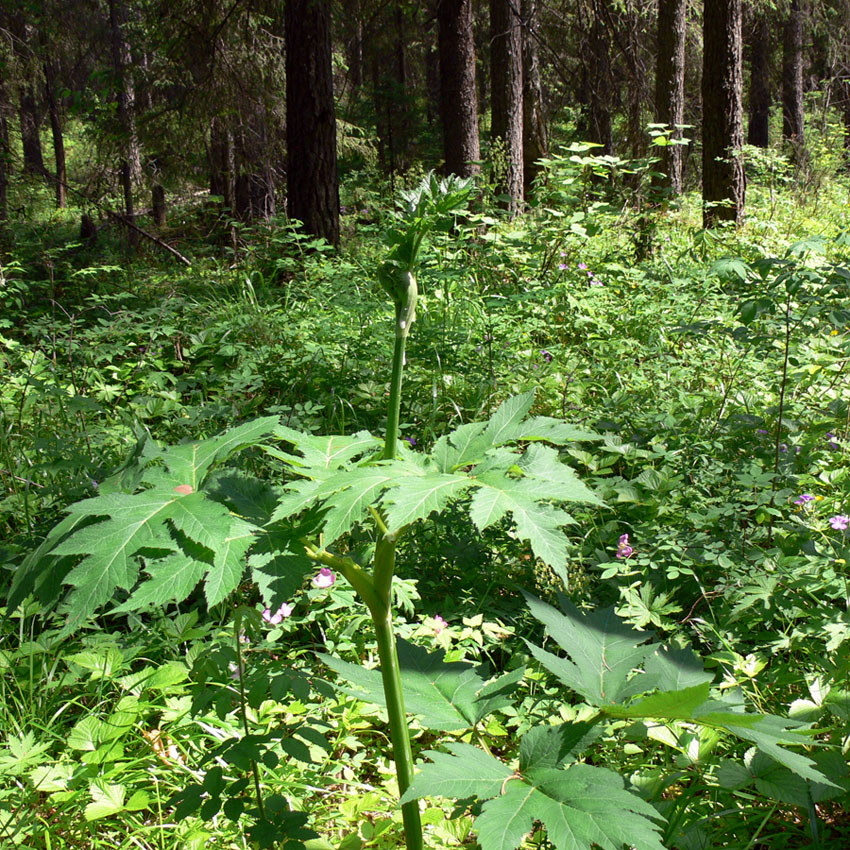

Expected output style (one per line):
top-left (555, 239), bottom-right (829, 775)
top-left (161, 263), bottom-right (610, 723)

top-left (2, 132), bottom-right (850, 850)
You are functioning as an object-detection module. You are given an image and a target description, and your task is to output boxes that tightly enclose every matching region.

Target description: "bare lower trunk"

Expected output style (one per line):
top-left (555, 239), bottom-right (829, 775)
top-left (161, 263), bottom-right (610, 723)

top-left (43, 58), bottom-right (66, 207)
top-left (490, 0), bottom-right (523, 212)
top-left (654, 0), bottom-right (686, 194)
top-left (438, 0), bottom-right (480, 178)
top-left (781, 0), bottom-right (804, 144)
top-left (702, 0), bottom-right (745, 227)
top-left (522, 0), bottom-right (547, 194)
top-left (747, 12), bottom-right (770, 147)
top-left (285, 0), bottom-right (340, 246)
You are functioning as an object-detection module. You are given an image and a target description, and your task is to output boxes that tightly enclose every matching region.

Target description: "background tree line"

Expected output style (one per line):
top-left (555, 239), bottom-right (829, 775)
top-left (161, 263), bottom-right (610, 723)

top-left (0, 0), bottom-right (848, 244)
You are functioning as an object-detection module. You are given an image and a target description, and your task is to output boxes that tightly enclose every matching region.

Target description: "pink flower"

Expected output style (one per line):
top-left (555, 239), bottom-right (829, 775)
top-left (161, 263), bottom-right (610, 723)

top-left (558, 263), bottom-right (568, 270)
top-left (312, 568), bottom-right (336, 588)
top-left (262, 602), bottom-right (293, 624)
top-left (616, 533), bottom-right (634, 559)
top-left (434, 615), bottom-right (448, 634)
top-left (829, 515), bottom-right (849, 530)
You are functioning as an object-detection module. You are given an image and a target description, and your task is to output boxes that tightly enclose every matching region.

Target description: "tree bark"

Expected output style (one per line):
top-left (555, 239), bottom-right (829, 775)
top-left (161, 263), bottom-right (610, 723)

top-left (152, 184), bottom-right (166, 227)
top-left (0, 108), bottom-right (7, 221)
top-left (438, 0), bottom-right (480, 178)
top-left (490, 0), bottom-right (523, 212)
top-left (702, 0), bottom-right (745, 227)
top-left (586, 5), bottom-right (612, 155)
top-left (108, 0), bottom-right (138, 245)
top-left (522, 0), bottom-right (547, 194)
top-left (747, 11), bottom-right (770, 147)
top-left (781, 0), bottom-right (804, 144)
top-left (19, 83), bottom-right (45, 175)
top-left (285, 0), bottom-right (340, 247)
top-left (43, 57), bottom-right (66, 207)
top-left (209, 117), bottom-right (234, 210)
top-left (654, 0), bottom-right (687, 194)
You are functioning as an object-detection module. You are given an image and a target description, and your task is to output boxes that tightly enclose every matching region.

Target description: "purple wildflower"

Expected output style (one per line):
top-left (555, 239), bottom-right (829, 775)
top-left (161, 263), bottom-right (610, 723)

top-left (616, 533), bottom-right (634, 559)
top-left (829, 515), bottom-right (850, 530)
top-left (541, 349), bottom-right (553, 363)
top-left (558, 263), bottom-right (568, 270)
top-left (578, 262), bottom-right (587, 270)
top-left (313, 568), bottom-right (336, 588)
top-left (756, 429), bottom-right (769, 436)
top-left (405, 436), bottom-right (417, 447)
top-left (433, 615), bottom-right (448, 634)
top-left (794, 494), bottom-right (815, 506)
top-left (262, 602), bottom-right (293, 625)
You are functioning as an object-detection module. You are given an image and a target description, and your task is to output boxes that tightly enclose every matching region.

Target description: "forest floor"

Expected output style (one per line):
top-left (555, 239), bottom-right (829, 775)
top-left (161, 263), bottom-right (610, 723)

top-left (2, 144), bottom-right (850, 850)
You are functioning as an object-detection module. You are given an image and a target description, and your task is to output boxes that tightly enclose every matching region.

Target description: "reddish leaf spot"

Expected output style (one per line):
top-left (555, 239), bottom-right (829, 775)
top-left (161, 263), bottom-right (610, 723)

top-left (174, 484), bottom-right (193, 495)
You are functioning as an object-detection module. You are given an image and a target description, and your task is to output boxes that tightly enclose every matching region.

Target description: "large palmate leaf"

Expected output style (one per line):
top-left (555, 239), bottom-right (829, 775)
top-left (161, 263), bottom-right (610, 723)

top-left (525, 594), bottom-right (835, 786)
top-left (319, 639), bottom-right (522, 731)
top-left (13, 418), bottom-right (281, 632)
top-left (267, 427), bottom-right (378, 477)
top-left (524, 593), bottom-right (655, 705)
top-left (402, 742), bottom-right (665, 850)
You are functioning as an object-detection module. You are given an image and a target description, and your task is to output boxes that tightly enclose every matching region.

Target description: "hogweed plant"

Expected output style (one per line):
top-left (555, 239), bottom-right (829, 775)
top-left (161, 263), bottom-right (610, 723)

top-left (8, 175), bottom-right (842, 850)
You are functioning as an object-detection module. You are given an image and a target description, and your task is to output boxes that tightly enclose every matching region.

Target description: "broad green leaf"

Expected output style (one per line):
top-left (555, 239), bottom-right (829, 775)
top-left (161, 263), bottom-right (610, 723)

top-left (320, 639), bottom-right (519, 730)
top-left (383, 473), bottom-right (473, 532)
top-left (205, 519), bottom-right (257, 607)
top-left (150, 417), bottom-right (280, 490)
top-left (643, 645), bottom-right (713, 692)
top-left (468, 485), bottom-right (512, 531)
top-left (475, 765), bottom-right (665, 850)
top-left (54, 491), bottom-right (182, 634)
top-left (404, 746), bottom-right (664, 850)
top-left (250, 528), bottom-right (314, 609)
top-left (85, 780), bottom-right (126, 820)
top-left (524, 594), bottom-right (653, 705)
top-left (115, 553), bottom-right (207, 612)
top-left (316, 467), bottom-right (401, 541)
top-left (507, 416), bottom-right (600, 445)
top-left (519, 723), bottom-right (599, 772)
top-left (482, 392), bottom-right (536, 446)
top-left (516, 445), bottom-right (602, 505)
top-left (271, 426), bottom-right (378, 472)
top-left (401, 743), bottom-right (511, 802)
top-left (432, 421), bottom-right (488, 472)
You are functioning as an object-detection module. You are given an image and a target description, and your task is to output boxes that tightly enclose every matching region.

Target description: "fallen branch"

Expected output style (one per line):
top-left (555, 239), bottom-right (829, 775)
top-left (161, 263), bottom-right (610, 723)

top-left (39, 170), bottom-right (193, 266)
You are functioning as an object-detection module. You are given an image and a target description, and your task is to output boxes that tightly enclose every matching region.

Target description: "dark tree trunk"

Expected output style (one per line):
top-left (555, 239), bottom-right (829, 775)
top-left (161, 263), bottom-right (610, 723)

top-left (19, 84), bottom-right (45, 175)
top-left (209, 117), bottom-right (234, 210)
top-left (368, 3), bottom-right (412, 176)
top-left (702, 0), bottom-right (745, 227)
top-left (747, 11), bottom-right (771, 147)
top-left (438, 0), bottom-right (480, 178)
top-left (0, 110), bottom-right (7, 221)
top-left (654, 0), bottom-right (687, 194)
top-left (782, 0), bottom-right (804, 144)
top-left (490, 0), bottom-right (523, 211)
top-left (522, 0), bottom-right (547, 194)
top-left (587, 7), bottom-right (612, 155)
top-left (285, 0), bottom-right (340, 247)
top-left (108, 0), bottom-right (138, 245)
top-left (43, 58), bottom-right (66, 207)
top-left (152, 184), bottom-right (166, 227)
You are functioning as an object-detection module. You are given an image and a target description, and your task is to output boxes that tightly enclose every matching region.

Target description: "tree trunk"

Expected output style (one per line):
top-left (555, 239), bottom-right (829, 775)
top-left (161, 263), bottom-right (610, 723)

top-left (438, 0), bottom-right (480, 178)
top-left (285, 0), bottom-right (340, 247)
top-left (702, 0), bottom-right (745, 227)
top-left (522, 0), bottom-right (547, 194)
top-left (586, 7), bottom-right (612, 155)
top-left (781, 0), bottom-right (804, 144)
top-left (152, 184), bottom-right (166, 227)
top-left (19, 84), bottom-right (45, 175)
top-left (209, 117), bottom-right (234, 210)
top-left (43, 58), bottom-right (66, 207)
top-left (490, 0), bottom-right (523, 212)
top-left (0, 109), bottom-right (7, 221)
top-left (654, 0), bottom-right (687, 194)
top-left (747, 11), bottom-right (770, 147)
top-left (108, 0), bottom-right (138, 245)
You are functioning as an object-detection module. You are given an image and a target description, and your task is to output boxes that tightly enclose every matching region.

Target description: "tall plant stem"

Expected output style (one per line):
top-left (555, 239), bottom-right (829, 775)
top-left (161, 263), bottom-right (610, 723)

top-left (369, 542), bottom-right (422, 850)
top-left (234, 617), bottom-right (265, 822)
top-left (382, 271), bottom-right (417, 461)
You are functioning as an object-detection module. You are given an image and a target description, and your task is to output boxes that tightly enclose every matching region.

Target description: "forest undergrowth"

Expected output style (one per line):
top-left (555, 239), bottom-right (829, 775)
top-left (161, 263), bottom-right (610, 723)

top-left (2, 142), bottom-right (850, 850)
